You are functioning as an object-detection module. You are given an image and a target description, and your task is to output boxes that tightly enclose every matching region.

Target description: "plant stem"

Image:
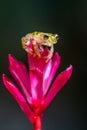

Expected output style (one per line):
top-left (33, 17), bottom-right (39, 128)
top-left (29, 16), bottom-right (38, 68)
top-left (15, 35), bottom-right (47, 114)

top-left (33, 115), bottom-right (42, 130)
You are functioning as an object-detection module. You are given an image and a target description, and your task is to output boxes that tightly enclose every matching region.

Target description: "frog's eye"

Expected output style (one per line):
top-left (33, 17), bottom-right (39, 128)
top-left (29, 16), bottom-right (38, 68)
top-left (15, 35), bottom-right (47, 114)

top-left (43, 35), bottom-right (49, 40)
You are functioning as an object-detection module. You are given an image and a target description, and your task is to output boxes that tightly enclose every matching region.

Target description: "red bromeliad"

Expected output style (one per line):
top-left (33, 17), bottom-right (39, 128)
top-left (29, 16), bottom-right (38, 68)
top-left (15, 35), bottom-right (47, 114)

top-left (2, 32), bottom-right (73, 130)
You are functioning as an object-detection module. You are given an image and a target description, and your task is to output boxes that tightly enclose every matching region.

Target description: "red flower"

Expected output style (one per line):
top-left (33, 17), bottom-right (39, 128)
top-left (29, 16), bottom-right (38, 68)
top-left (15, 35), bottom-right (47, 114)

top-left (2, 41), bottom-right (73, 130)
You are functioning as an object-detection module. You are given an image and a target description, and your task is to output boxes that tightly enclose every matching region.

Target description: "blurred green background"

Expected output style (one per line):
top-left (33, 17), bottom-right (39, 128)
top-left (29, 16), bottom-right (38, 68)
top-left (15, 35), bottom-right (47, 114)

top-left (0, 0), bottom-right (87, 130)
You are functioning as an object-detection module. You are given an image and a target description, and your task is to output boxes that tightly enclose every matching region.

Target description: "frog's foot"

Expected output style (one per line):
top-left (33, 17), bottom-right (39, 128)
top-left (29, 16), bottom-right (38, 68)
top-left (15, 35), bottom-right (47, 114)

top-left (33, 51), bottom-right (41, 58)
top-left (22, 44), bottom-right (33, 55)
top-left (26, 48), bottom-right (34, 55)
top-left (33, 44), bottom-right (42, 58)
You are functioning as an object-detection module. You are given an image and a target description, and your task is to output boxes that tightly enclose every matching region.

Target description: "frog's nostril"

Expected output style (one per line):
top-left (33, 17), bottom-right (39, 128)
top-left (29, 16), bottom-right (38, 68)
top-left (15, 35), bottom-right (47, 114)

top-left (56, 35), bottom-right (59, 41)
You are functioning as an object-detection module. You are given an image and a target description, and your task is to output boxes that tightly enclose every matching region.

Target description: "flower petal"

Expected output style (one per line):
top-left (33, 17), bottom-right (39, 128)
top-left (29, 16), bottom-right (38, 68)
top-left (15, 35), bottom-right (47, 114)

top-left (28, 55), bottom-right (46, 72)
top-left (27, 49), bottom-right (50, 107)
top-left (2, 74), bottom-right (34, 123)
top-left (8, 54), bottom-right (31, 104)
top-left (30, 69), bottom-right (43, 109)
top-left (42, 65), bottom-right (73, 112)
top-left (43, 53), bottom-right (61, 96)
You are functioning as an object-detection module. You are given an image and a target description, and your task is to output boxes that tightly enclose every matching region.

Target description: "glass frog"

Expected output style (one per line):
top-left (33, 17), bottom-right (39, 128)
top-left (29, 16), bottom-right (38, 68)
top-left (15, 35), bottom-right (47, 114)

top-left (21, 32), bottom-right (58, 61)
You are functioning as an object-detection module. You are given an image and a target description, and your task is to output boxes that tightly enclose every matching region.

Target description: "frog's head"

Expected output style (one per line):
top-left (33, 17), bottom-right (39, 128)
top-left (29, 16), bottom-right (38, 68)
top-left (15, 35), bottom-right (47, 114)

top-left (33, 32), bottom-right (59, 46)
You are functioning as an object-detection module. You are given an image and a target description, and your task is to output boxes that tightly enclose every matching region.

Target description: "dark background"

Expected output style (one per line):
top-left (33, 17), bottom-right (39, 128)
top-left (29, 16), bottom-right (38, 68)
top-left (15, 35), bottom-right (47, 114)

top-left (0, 0), bottom-right (87, 130)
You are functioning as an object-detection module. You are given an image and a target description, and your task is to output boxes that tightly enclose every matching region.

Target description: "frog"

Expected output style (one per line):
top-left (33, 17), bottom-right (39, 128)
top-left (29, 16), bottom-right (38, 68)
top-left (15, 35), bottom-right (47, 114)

top-left (21, 31), bottom-right (58, 61)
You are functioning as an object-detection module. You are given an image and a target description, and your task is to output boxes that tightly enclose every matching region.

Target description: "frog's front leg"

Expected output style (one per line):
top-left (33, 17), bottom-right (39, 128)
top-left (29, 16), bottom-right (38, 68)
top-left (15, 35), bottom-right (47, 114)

top-left (47, 45), bottom-right (54, 61)
top-left (49, 44), bottom-right (54, 58)
top-left (33, 40), bottom-right (41, 57)
top-left (43, 44), bottom-right (54, 62)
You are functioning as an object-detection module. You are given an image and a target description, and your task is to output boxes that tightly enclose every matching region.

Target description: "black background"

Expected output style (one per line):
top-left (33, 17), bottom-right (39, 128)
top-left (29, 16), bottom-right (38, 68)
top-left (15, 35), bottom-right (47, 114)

top-left (0, 0), bottom-right (87, 130)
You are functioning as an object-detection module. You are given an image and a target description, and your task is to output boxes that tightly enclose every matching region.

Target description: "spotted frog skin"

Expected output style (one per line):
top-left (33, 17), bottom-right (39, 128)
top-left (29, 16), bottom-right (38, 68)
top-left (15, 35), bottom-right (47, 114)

top-left (21, 32), bottom-right (58, 60)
